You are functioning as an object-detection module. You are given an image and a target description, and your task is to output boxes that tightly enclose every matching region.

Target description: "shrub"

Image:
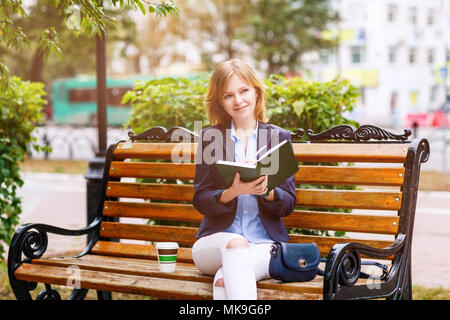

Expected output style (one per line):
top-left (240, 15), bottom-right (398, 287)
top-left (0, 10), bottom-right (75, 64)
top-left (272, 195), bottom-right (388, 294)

top-left (124, 74), bottom-right (360, 133)
top-left (0, 76), bottom-right (49, 258)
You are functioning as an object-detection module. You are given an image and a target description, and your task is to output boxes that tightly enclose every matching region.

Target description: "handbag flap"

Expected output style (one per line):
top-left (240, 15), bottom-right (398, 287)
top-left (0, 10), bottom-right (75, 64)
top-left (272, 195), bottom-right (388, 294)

top-left (279, 242), bottom-right (320, 271)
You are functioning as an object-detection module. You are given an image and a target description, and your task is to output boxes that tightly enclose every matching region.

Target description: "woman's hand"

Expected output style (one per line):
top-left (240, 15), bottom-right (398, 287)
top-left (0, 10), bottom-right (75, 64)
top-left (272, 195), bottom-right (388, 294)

top-left (219, 172), bottom-right (268, 204)
top-left (231, 172), bottom-right (268, 197)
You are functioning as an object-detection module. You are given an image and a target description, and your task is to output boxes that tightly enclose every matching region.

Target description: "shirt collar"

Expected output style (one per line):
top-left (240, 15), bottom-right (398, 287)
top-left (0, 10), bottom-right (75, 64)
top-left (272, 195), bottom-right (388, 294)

top-left (230, 120), bottom-right (258, 142)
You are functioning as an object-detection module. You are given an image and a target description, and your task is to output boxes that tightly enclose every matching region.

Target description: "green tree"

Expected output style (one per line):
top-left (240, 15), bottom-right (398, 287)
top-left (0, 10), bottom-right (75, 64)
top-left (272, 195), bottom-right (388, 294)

top-left (240, 0), bottom-right (338, 76)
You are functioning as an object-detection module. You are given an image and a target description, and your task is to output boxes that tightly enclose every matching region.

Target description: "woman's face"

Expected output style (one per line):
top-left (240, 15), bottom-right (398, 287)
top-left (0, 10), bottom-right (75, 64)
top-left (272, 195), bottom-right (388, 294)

top-left (221, 74), bottom-right (257, 123)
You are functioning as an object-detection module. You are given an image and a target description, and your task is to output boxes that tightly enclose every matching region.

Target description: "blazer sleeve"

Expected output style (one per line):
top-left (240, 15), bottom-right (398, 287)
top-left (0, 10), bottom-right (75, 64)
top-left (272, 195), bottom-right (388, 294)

top-left (193, 135), bottom-right (237, 218)
top-left (257, 130), bottom-right (297, 218)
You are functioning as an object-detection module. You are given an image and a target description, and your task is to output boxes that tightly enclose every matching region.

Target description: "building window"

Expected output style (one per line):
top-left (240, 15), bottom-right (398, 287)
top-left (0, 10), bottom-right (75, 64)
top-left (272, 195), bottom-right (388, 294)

top-left (409, 7), bottom-right (417, 24)
top-left (409, 48), bottom-right (416, 64)
top-left (389, 46), bottom-right (397, 63)
top-left (427, 49), bottom-right (434, 64)
top-left (410, 91), bottom-right (418, 107)
top-left (430, 85), bottom-right (438, 103)
top-left (427, 9), bottom-right (434, 25)
top-left (319, 51), bottom-right (330, 64)
top-left (351, 46), bottom-right (364, 64)
top-left (388, 4), bottom-right (397, 22)
top-left (390, 91), bottom-right (398, 110)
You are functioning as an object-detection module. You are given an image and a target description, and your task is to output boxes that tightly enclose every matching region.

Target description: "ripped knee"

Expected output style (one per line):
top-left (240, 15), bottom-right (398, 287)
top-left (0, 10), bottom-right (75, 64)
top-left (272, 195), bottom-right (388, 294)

top-left (214, 278), bottom-right (224, 288)
top-left (226, 238), bottom-right (249, 249)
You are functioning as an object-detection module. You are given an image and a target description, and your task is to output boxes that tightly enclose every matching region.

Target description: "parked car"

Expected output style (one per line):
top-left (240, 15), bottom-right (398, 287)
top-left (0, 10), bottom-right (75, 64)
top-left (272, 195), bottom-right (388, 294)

top-left (406, 104), bottom-right (450, 128)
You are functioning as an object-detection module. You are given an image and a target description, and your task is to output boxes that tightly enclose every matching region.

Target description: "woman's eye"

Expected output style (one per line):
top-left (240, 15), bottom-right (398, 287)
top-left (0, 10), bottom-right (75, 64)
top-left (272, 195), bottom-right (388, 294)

top-left (241, 88), bottom-right (249, 94)
top-left (224, 94), bottom-right (232, 99)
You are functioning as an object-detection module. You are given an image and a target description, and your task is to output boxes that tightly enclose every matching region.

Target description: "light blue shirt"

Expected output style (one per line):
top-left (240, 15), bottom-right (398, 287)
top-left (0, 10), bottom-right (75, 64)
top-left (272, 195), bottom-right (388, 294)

top-left (222, 120), bottom-right (274, 243)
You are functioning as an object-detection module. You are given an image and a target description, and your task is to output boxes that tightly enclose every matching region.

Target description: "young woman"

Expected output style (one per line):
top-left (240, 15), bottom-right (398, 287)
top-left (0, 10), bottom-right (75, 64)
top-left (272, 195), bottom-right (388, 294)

top-left (192, 59), bottom-right (297, 300)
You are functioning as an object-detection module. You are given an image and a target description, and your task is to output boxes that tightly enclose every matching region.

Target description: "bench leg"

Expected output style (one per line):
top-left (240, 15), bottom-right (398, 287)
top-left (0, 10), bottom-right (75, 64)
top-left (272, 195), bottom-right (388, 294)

top-left (97, 290), bottom-right (112, 300)
top-left (400, 262), bottom-right (412, 300)
top-left (69, 288), bottom-right (89, 300)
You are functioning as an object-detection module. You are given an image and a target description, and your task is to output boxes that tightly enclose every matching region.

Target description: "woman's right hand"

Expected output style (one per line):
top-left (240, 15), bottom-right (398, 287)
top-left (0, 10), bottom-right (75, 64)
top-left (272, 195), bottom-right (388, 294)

top-left (219, 172), bottom-right (267, 204)
top-left (229, 172), bottom-right (267, 197)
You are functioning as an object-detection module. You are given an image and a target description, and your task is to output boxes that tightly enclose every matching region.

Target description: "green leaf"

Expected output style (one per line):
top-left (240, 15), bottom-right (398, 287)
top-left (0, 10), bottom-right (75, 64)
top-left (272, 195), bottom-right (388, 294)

top-left (137, 1), bottom-right (146, 14)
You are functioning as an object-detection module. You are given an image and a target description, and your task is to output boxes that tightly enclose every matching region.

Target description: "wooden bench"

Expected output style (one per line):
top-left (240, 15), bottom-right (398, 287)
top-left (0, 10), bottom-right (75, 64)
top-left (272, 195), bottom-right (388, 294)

top-left (8, 124), bottom-right (430, 300)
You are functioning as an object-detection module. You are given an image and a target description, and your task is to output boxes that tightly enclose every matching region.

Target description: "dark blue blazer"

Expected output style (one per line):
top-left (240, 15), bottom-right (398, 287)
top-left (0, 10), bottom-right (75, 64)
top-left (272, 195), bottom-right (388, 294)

top-left (193, 120), bottom-right (297, 242)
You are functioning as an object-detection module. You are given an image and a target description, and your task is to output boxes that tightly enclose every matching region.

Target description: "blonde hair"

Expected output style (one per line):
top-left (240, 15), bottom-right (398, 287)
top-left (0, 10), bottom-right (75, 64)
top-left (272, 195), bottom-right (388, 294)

top-left (205, 59), bottom-right (267, 127)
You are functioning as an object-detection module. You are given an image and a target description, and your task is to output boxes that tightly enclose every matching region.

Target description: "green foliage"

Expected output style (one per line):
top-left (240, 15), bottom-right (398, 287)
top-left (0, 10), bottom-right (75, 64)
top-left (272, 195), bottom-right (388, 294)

top-left (125, 74), bottom-right (360, 133)
top-left (123, 77), bottom-right (210, 133)
top-left (238, 0), bottom-right (339, 75)
top-left (264, 74), bottom-right (360, 133)
top-left (0, 76), bottom-right (49, 258)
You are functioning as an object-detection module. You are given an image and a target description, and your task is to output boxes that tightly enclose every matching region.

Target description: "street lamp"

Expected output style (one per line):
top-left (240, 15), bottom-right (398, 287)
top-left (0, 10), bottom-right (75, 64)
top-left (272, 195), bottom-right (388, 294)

top-left (84, 4), bottom-right (108, 244)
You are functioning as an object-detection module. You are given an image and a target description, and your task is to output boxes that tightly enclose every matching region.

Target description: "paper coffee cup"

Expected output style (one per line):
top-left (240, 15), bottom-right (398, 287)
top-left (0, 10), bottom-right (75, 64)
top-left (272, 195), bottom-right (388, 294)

top-left (155, 242), bottom-right (179, 273)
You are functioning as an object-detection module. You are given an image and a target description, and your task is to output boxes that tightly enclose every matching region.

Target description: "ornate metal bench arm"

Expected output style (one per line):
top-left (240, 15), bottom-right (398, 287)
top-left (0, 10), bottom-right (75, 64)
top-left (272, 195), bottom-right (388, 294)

top-left (322, 234), bottom-right (406, 300)
top-left (8, 217), bottom-right (102, 274)
top-left (7, 217), bottom-right (102, 300)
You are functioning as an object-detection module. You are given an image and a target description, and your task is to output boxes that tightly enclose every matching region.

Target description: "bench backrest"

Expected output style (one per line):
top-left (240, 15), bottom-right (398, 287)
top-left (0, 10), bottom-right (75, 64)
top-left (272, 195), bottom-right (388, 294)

top-left (94, 125), bottom-right (430, 262)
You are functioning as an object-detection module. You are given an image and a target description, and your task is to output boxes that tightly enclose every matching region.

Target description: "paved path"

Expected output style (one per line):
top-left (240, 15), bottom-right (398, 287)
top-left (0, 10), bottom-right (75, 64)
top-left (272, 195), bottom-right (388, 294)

top-left (9, 172), bottom-right (450, 289)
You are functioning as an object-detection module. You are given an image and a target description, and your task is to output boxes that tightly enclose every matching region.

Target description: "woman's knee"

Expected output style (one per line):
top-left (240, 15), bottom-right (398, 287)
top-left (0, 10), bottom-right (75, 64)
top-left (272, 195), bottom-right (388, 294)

top-left (214, 278), bottom-right (224, 288)
top-left (226, 238), bottom-right (249, 249)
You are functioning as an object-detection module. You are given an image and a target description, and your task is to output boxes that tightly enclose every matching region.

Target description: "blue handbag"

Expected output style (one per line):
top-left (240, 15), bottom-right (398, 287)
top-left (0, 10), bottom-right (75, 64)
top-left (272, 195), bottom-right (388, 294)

top-left (269, 242), bottom-right (320, 282)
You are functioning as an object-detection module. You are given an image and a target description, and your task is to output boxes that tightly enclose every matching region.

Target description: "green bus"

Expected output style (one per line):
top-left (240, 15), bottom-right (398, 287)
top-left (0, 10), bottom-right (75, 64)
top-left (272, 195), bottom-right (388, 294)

top-left (51, 76), bottom-right (151, 126)
top-left (51, 73), bottom-right (207, 126)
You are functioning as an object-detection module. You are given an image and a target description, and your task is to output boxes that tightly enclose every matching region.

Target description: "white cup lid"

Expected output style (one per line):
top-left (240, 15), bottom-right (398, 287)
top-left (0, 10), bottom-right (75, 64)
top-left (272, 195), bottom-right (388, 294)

top-left (155, 242), bottom-right (179, 249)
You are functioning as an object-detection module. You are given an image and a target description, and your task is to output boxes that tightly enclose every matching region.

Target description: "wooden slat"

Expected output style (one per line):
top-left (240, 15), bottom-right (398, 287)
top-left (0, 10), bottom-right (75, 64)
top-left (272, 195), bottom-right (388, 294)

top-left (103, 201), bottom-right (399, 235)
top-left (32, 255), bottom-right (325, 295)
top-left (99, 222), bottom-right (393, 258)
top-left (296, 166), bottom-right (405, 186)
top-left (293, 143), bottom-right (408, 163)
top-left (106, 182), bottom-right (402, 210)
top-left (113, 142), bottom-right (409, 163)
top-left (103, 201), bottom-right (201, 222)
top-left (285, 211), bottom-right (399, 235)
top-left (91, 241), bottom-right (194, 262)
top-left (106, 182), bottom-right (194, 202)
top-left (113, 142), bottom-right (196, 161)
top-left (109, 161), bottom-right (405, 187)
top-left (110, 162), bottom-right (195, 180)
top-left (15, 263), bottom-right (320, 300)
top-left (297, 189), bottom-right (402, 210)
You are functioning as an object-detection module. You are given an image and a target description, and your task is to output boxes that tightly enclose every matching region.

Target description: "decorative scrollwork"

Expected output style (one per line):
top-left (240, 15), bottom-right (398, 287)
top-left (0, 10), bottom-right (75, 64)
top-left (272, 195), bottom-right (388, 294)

top-left (128, 126), bottom-right (199, 142)
top-left (306, 124), bottom-right (412, 142)
top-left (21, 229), bottom-right (48, 260)
top-left (36, 284), bottom-right (61, 300)
top-left (290, 128), bottom-right (305, 141)
top-left (418, 139), bottom-right (430, 163)
top-left (337, 249), bottom-right (361, 287)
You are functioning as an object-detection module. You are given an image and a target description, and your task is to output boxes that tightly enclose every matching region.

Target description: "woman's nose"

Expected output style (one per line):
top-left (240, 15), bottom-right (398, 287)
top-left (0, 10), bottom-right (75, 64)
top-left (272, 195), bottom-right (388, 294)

top-left (235, 94), bottom-right (244, 104)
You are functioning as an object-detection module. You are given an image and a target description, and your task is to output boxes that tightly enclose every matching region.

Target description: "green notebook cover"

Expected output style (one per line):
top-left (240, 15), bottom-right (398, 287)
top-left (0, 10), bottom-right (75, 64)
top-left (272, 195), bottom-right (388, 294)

top-left (215, 139), bottom-right (299, 197)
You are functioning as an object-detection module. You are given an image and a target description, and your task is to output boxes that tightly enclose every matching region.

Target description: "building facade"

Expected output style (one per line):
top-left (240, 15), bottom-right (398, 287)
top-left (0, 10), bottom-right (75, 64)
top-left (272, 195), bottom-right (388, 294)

top-left (307, 0), bottom-right (450, 127)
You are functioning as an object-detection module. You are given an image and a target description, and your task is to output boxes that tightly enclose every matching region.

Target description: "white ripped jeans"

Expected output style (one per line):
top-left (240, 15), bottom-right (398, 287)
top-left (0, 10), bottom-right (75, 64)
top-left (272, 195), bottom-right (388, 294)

top-left (192, 232), bottom-right (273, 300)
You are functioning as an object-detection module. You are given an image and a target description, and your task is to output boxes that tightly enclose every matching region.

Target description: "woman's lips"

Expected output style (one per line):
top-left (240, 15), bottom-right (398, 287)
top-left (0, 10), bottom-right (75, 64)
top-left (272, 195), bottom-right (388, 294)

top-left (234, 105), bottom-right (248, 112)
